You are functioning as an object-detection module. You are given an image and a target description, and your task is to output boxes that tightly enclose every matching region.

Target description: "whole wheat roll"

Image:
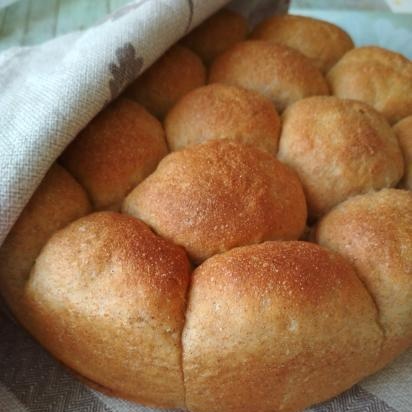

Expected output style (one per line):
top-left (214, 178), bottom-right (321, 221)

top-left (209, 40), bottom-right (329, 112)
top-left (165, 83), bottom-right (281, 153)
top-left (252, 14), bottom-right (354, 72)
top-left (327, 46), bottom-right (412, 124)
top-left (393, 115), bottom-right (412, 190)
top-left (316, 189), bottom-right (412, 366)
top-left (278, 96), bottom-right (404, 218)
top-left (2, 11), bottom-right (411, 411)
top-left (126, 45), bottom-right (206, 119)
top-left (60, 98), bottom-right (168, 210)
top-left (183, 241), bottom-right (383, 412)
top-left (181, 9), bottom-right (248, 64)
top-left (0, 164), bottom-right (91, 318)
top-left (123, 140), bottom-right (307, 263)
top-left (22, 211), bottom-right (191, 408)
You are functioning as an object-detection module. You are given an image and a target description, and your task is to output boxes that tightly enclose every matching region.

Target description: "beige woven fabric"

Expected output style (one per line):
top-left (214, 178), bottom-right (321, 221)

top-left (0, 0), bottom-right (220, 246)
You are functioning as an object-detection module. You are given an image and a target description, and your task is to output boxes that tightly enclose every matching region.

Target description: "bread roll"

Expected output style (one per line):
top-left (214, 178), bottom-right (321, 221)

top-left (209, 40), bottom-right (329, 112)
top-left (252, 15), bottom-right (354, 72)
top-left (23, 211), bottom-right (190, 408)
top-left (316, 189), bottom-right (412, 365)
top-left (0, 164), bottom-right (91, 317)
top-left (126, 45), bottom-right (206, 118)
top-left (165, 83), bottom-right (281, 153)
top-left (278, 96), bottom-right (404, 218)
top-left (60, 98), bottom-right (168, 210)
top-left (181, 9), bottom-right (248, 64)
top-left (123, 140), bottom-right (307, 263)
top-left (327, 46), bottom-right (412, 124)
top-left (183, 241), bottom-right (383, 412)
top-left (393, 115), bottom-right (412, 190)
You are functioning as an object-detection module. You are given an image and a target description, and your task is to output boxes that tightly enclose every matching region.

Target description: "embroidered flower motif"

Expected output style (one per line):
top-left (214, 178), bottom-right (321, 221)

top-left (108, 43), bottom-right (144, 100)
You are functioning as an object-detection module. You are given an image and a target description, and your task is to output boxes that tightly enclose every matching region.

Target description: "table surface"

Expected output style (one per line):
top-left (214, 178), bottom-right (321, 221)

top-left (0, 0), bottom-right (411, 54)
top-left (0, 0), bottom-right (131, 52)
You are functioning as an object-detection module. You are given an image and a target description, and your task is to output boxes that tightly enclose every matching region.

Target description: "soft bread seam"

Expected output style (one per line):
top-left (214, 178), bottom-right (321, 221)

top-left (180, 268), bottom-right (194, 410)
top-left (315, 235), bottom-right (387, 366)
top-left (58, 162), bottom-right (95, 210)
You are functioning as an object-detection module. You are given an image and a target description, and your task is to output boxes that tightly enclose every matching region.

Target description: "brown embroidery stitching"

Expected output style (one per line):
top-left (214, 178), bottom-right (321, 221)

top-left (108, 43), bottom-right (143, 100)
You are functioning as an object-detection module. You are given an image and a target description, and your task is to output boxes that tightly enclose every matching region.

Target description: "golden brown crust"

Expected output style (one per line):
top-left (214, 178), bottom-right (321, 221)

top-left (23, 211), bottom-right (191, 408)
top-left (164, 83), bottom-right (281, 153)
top-left (394, 115), bottom-right (412, 190)
top-left (0, 164), bottom-right (91, 318)
top-left (327, 46), bottom-right (412, 124)
top-left (316, 189), bottom-right (412, 365)
top-left (252, 14), bottom-right (354, 72)
top-left (60, 98), bottom-right (168, 210)
top-left (278, 96), bottom-right (404, 218)
top-left (183, 241), bottom-right (383, 412)
top-left (123, 140), bottom-right (307, 263)
top-left (209, 40), bottom-right (329, 112)
top-left (4, 26), bottom-right (411, 410)
top-left (126, 45), bottom-right (206, 118)
top-left (181, 9), bottom-right (248, 64)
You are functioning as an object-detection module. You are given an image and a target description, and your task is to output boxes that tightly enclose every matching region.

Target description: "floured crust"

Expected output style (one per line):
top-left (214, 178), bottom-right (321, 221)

top-left (22, 212), bottom-right (191, 408)
top-left (394, 115), bottom-right (412, 190)
top-left (183, 241), bottom-right (383, 412)
top-left (126, 45), bottom-right (206, 118)
top-left (0, 164), bottom-right (91, 318)
top-left (278, 96), bottom-right (404, 218)
top-left (316, 189), bottom-right (412, 365)
top-left (60, 98), bottom-right (168, 210)
top-left (165, 83), bottom-right (281, 153)
top-left (1, 13), bottom-right (411, 412)
top-left (122, 140), bottom-right (307, 263)
top-left (252, 14), bottom-right (354, 72)
top-left (209, 40), bottom-right (329, 112)
top-left (181, 9), bottom-right (248, 64)
top-left (327, 46), bottom-right (412, 124)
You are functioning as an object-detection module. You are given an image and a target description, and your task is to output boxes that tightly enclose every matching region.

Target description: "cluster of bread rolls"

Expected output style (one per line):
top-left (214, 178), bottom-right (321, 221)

top-left (1, 9), bottom-right (411, 412)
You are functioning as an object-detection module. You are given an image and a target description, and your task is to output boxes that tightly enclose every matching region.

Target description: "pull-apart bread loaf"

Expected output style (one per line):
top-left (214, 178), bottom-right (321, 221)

top-left (181, 9), bottom-right (248, 64)
top-left (1, 9), bottom-right (412, 412)
top-left (316, 189), bottom-right (412, 366)
top-left (327, 46), bottom-right (412, 124)
top-left (122, 140), bottom-right (307, 263)
top-left (165, 83), bottom-right (281, 153)
top-left (209, 40), bottom-right (329, 112)
top-left (252, 14), bottom-right (354, 72)
top-left (0, 164), bottom-right (91, 319)
top-left (60, 98), bottom-right (168, 210)
top-left (278, 96), bottom-right (404, 218)
top-left (183, 241), bottom-right (383, 412)
top-left (394, 115), bottom-right (412, 190)
top-left (126, 45), bottom-right (206, 119)
top-left (23, 212), bottom-right (190, 407)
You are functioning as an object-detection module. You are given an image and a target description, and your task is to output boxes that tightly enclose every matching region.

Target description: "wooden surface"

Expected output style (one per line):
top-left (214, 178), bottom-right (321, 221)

top-left (0, 0), bottom-right (130, 51)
